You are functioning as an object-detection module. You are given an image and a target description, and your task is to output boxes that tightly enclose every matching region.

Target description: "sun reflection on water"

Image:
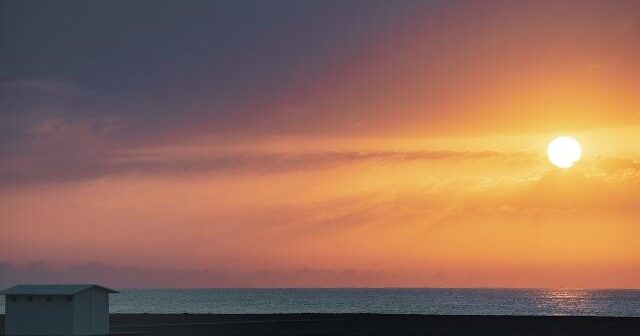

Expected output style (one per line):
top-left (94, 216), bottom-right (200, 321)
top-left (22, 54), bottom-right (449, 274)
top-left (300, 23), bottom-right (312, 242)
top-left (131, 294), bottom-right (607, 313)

top-left (536, 289), bottom-right (599, 315)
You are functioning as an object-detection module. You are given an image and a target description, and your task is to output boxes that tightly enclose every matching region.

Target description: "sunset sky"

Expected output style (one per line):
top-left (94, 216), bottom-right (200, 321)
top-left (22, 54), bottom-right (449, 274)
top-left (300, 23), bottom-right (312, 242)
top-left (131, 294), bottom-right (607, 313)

top-left (1, 0), bottom-right (640, 288)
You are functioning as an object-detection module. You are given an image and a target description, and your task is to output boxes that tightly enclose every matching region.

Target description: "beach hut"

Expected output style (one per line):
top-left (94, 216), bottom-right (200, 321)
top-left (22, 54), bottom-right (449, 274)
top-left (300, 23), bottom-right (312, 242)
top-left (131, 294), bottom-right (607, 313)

top-left (0, 284), bottom-right (118, 336)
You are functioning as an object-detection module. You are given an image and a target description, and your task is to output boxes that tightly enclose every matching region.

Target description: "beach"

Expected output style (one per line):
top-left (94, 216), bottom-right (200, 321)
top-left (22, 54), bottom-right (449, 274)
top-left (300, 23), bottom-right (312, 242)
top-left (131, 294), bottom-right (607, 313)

top-left (3, 314), bottom-right (638, 335)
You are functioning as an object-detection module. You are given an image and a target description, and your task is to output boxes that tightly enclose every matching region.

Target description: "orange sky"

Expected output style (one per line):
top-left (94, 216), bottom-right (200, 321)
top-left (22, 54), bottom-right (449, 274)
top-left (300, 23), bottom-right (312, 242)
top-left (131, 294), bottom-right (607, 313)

top-left (1, 0), bottom-right (639, 288)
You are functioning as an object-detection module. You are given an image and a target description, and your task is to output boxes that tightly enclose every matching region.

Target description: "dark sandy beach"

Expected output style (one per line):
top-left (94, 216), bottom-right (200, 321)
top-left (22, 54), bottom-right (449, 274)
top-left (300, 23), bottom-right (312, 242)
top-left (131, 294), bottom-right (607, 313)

top-left (4, 314), bottom-right (638, 335)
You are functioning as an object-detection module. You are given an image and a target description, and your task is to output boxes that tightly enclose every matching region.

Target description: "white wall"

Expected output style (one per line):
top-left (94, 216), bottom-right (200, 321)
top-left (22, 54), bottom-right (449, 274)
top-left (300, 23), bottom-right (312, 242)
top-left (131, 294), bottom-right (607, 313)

top-left (73, 291), bottom-right (91, 335)
top-left (73, 289), bottom-right (109, 335)
top-left (5, 295), bottom-right (74, 335)
top-left (91, 290), bottom-right (109, 334)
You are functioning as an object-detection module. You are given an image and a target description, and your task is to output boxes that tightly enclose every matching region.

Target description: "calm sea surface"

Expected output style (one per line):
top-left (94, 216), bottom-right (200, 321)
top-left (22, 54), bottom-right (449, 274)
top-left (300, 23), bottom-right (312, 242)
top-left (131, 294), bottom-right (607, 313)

top-left (2, 289), bottom-right (639, 316)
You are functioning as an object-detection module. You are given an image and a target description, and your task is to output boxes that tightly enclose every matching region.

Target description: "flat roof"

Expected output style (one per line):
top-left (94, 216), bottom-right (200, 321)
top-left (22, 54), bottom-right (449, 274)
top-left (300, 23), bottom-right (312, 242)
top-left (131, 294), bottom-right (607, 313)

top-left (0, 284), bottom-right (119, 295)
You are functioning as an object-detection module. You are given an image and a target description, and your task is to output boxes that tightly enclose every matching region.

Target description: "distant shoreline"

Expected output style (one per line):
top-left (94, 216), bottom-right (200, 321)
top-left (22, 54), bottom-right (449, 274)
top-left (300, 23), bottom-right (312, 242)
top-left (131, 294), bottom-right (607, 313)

top-left (4, 313), bottom-right (639, 336)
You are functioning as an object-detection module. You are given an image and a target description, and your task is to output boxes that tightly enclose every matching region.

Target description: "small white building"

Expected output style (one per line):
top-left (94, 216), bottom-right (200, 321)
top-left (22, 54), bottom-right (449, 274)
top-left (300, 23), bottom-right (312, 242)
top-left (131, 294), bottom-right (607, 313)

top-left (0, 284), bottom-right (118, 336)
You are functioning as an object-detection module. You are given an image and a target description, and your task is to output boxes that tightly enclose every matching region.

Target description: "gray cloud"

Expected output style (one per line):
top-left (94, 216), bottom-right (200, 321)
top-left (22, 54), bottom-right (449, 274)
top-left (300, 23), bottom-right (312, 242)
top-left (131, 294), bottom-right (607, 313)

top-left (0, 148), bottom-right (532, 186)
top-left (0, 79), bottom-right (95, 97)
top-left (0, 261), bottom-right (398, 288)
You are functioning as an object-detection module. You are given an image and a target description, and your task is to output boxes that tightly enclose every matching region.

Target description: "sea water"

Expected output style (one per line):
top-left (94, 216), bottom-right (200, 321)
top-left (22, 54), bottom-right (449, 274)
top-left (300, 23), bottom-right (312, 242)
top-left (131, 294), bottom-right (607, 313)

top-left (1, 288), bottom-right (638, 316)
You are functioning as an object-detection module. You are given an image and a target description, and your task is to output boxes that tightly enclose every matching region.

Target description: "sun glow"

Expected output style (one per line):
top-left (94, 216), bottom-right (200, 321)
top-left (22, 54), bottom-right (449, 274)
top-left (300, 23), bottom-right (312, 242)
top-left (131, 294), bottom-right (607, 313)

top-left (547, 136), bottom-right (582, 169)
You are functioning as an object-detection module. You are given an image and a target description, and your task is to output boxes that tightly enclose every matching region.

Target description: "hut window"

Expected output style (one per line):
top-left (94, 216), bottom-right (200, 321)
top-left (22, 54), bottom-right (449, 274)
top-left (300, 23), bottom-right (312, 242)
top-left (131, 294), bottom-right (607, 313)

top-left (27, 296), bottom-right (33, 302)
top-left (46, 296), bottom-right (53, 302)
top-left (66, 295), bottom-right (73, 302)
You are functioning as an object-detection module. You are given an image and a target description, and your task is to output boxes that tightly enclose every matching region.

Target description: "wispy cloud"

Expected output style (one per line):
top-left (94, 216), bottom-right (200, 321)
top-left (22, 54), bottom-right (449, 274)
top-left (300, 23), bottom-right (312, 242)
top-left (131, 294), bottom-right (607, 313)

top-left (0, 145), bottom-right (532, 186)
top-left (0, 79), bottom-right (94, 97)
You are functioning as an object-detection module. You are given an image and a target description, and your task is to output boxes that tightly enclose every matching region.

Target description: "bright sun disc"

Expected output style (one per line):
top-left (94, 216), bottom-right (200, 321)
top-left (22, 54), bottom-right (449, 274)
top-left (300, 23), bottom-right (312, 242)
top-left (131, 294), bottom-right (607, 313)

top-left (547, 136), bottom-right (582, 169)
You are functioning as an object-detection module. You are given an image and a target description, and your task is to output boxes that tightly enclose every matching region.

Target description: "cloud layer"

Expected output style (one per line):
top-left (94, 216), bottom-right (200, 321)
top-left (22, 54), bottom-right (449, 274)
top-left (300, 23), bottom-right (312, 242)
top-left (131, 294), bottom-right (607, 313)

top-left (2, 0), bottom-right (640, 288)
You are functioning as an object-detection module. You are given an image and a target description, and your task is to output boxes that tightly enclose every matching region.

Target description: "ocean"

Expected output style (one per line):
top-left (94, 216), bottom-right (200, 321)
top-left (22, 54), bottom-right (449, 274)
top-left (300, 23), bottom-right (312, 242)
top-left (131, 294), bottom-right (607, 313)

top-left (1, 288), bottom-right (638, 316)
top-left (5, 288), bottom-right (636, 316)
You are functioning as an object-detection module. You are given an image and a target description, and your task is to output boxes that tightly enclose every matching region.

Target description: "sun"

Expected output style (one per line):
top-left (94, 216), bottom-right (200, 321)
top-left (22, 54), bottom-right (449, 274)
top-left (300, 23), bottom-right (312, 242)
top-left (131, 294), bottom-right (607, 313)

top-left (547, 136), bottom-right (582, 169)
